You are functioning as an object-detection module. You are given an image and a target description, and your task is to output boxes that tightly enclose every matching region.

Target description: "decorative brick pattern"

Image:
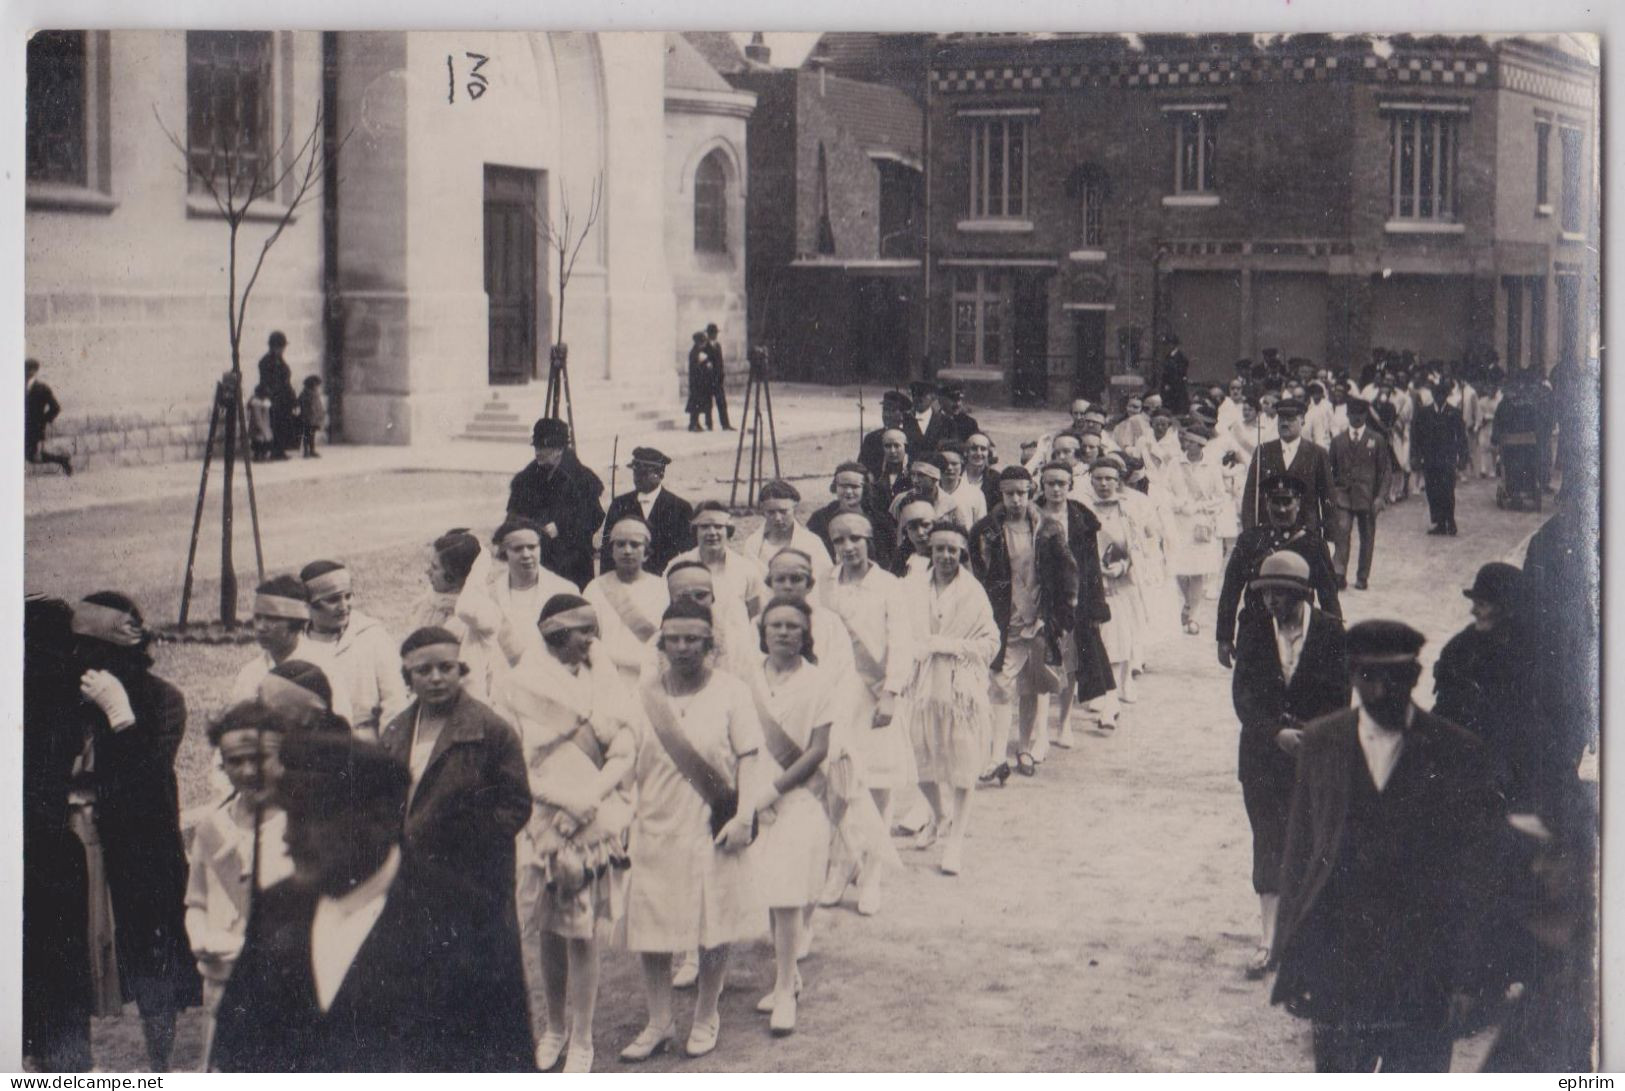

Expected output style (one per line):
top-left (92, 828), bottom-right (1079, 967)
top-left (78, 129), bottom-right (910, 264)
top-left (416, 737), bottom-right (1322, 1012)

top-left (1500, 61), bottom-right (1596, 107)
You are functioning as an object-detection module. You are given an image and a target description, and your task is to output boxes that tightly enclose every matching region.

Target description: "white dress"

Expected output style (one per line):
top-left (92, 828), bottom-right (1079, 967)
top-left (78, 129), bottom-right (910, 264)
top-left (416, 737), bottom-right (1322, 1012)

top-left (819, 563), bottom-right (918, 790)
top-left (1166, 459), bottom-right (1224, 578)
top-left (583, 570), bottom-right (670, 683)
top-left (894, 569), bottom-right (998, 789)
top-left (623, 669), bottom-right (766, 952)
top-left (666, 547), bottom-right (768, 619)
top-left (747, 658), bottom-right (835, 909)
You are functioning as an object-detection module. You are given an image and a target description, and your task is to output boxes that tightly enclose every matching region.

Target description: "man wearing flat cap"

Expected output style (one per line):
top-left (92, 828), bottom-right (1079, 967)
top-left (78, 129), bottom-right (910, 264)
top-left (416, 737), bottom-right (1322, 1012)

top-left (507, 417), bottom-right (606, 590)
top-left (600, 447), bottom-right (694, 576)
top-left (937, 382), bottom-right (981, 443)
top-left (1240, 396), bottom-right (1334, 535)
top-left (212, 732), bottom-right (533, 1071)
top-left (1327, 397), bottom-right (1390, 591)
top-left (1230, 552), bottom-right (1348, 981)
top-left (902, 379), bottom-right (951, 458)
top-left (1216, 472), bottom-right (1340, 670)
top-left (1271, 620), bottom-right (1500, 1073)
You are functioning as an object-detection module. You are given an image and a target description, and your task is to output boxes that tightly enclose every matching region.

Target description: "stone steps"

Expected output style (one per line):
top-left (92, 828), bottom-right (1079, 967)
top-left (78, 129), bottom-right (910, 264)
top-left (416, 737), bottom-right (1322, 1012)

top-left (456, 384), bottom-right (680, 445)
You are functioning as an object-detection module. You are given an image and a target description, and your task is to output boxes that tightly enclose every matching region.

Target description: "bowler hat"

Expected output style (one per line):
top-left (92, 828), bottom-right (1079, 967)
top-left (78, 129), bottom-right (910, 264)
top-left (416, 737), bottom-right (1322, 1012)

top-left (882, 390), bottom-right (912, 410)
top-left (908, 380), bottom-right (936, 398)
top-left (1248, 551), bottom-right (1313, 595)
top-left (1464, 562), bottom-right (1524, 606)
top-left (532, 418), bottom-right (571, 449)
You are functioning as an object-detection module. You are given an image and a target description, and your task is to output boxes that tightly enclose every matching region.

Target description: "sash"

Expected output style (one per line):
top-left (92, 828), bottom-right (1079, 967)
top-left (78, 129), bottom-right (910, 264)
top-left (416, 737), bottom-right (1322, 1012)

top-left (747, 671), bottom-right (807, 772)
top-left (748, 669), bottom-right (843, 827)
top-left (638, 680), bottom-right (743, 839)
top-left (600, 577), bottom-right (658, 642)
top-left (827, 588), bottom-right (887, 691)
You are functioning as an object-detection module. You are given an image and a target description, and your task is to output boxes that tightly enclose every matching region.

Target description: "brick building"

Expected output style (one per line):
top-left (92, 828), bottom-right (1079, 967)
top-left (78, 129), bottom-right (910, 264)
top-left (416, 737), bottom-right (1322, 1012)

top-left (25, 31), bottom-right (753, 467)
top-left (909, 33), bottom-right (1598, 407)
top-left (717, 33), bottom-right (928, 386)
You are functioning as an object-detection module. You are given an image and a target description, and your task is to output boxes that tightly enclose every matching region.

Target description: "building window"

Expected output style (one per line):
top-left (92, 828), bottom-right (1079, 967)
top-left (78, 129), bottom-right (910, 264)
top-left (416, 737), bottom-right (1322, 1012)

top-left (187, 31), bottom-right (275, 197)
top-left (967, 116), bottom-right (1028, 218)
top-left (27, 31), bottom-right (88, 186)
top-left (694, 150), bottom-right (728, 254)
top-left (1559, 126), bottom-right (1583, 234)
top-left (1534, 120), bottom-right (1551, 208)
top-left (1173, 111), bottom-right (1219, 194)
top-left (1529, 276), bottom-right (1547, 371)
top-left (1388, 110), bottom-right (1458, 222)
top-left (876, 159), bottom-right (921, 259)
top-left (1082, 178), bottom-right (1106, 246)
top-left (1504, 277), bottom-right (1523, 371)
top-left (815, 143), bottom-right (835, 255)
top-left (952, 270), bottom-right (1005, 369)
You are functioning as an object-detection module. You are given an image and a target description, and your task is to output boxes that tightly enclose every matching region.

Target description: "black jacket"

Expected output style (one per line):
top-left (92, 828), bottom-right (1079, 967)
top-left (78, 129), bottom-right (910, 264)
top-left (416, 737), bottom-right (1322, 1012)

top-left (212, 856), bottom-right (533, 1072)
top-left (1240, 438), bottom-right (1336, 534)
top-left (902, 409), bottom-right (952, 459)
top-left (807, 499), bottom-right (897, 571)
top-left (599, 488), bottom-right (694, 576)
top-left (1413, 403), bottom-right (1468, 471)
top-left (1433, 620), bottom-right (1545, 811)
top-left (25, 380), bottom-right (62, 447)
top-left (1216, 524), bottom-right (1340, 647)
top-left (968, 506), bottom-right (1077, 669)
top-left (1232, 606), bottom-right (1348, 792)
top-left (1045, 500), bottom-right (1114, 702)
top-left (506, 449), bottom-right (606, 589)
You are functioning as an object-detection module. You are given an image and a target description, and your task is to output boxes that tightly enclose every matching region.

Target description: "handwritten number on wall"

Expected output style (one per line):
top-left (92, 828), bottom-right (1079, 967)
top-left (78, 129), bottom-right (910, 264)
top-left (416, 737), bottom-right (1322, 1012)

top-left (447, 52), bottom-right (491, 104)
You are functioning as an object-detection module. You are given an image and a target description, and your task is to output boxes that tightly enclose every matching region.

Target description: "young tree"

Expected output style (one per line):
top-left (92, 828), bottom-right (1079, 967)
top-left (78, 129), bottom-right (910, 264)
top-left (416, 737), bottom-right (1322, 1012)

top-left (528, 174), bottom-right (603, 446)
top-left (157, 97), bottom-right (336, 627)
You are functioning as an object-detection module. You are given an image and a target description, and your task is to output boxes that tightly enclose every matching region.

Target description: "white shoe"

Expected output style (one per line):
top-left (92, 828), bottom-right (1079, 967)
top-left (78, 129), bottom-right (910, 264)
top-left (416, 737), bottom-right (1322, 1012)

top-left (685, 1014), bottom-right (721, 1058)
top-left (756, 971), bottom-right (803, 1013)
top-left (562, 1044), bottom-right (594, 1073)
top-left (817, 863), bottom-right (854, 907)
top-left (911, 821), bottom-right (939, 851)
top-left (534, 1028), bottom-right (569, 1071)
top-left (856, 867), bottom-right (883, 916)
top-left (672, 952), bottom-right (699, 990)
top-left (940, 839), bottom-right (964, 876)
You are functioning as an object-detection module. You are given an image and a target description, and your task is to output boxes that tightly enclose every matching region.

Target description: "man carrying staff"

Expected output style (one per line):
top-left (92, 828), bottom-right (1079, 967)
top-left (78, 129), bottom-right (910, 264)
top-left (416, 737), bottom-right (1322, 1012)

top-left (1271, 621), bottom-right (1499, 1073)
top-left (1230, 552), bottom-right (1348, 981)
top-left (212, 733), bottom-right (533, 1071)
top-left (1216, 474), bottom-right (1340, 671)
top-left (600, 447), bottom-right (693, 576)
top-left (585, 517), bottom-right (672, 683)
top-left (507, 418), bottom-right (606, 590)
top-left (300, 560), bottom-right (407, 737)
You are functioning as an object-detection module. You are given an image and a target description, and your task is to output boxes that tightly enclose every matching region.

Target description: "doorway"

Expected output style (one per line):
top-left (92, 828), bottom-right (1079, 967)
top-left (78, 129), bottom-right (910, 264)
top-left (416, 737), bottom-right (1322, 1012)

top-left (484, 165), bottom-right (544, 384)
top-left (1072, 310), bottom-right (1107, 402)
top-left (1011, 272), bottom-right (1050, 406)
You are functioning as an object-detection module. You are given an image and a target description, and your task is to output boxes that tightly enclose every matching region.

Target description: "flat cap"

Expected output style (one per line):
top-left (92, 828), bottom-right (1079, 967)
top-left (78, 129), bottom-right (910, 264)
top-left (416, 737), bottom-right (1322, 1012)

top-left (882, 390), bottom-right (912, 409)
top-left (276, 732), bottom-right (411, 816)
top-left (1262, 472), bottom-right (1306, 498)
top-left (1275, 398), bottom-right (1305, 418)
top-left (628, 446), bottom-right (671, 467)
top-left (1345, 620), bottom-right (1426, 663)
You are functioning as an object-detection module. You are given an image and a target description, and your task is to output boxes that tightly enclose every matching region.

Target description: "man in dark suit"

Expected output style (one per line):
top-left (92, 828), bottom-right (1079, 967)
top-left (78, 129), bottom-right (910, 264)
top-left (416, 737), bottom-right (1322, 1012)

top-left (25, 358), bottom-right (73, 475)
top-left (1217, 473), bottom-right (1341, 669)
top-left (685, 332), bottom-right (711, 432)
top-left (599, 447), bottom-right (694, 576)
top-left (506, 418), bottom-right (605, 589)
top-left (807, 461), bottom-right (897, 571)
top-left (1240, 398), bottom-right (1334, 534)
top-left (873, 428), bottom-right (913, 505)
top-left (1229, 551), bottom-right (1348, 981)
top-left (1413, 380), bottom-right (1468, 536)
top-left (702, 323), bottom-right (732, 430)
top-left (937, 381), bottom-right (981, 443)
top-left (212, 731), bottom-right (533, 1072)
top-left (902, 380), bottom-right (951, 458)
top-left (858, 390), bottom-right (912, 479)
top-left (1271, 621), bottom-right (1500, 1073)
top-left (1327, 398), bottom-right (1389, 591)
top-left (1159, 333), bottom-right (1191, 414)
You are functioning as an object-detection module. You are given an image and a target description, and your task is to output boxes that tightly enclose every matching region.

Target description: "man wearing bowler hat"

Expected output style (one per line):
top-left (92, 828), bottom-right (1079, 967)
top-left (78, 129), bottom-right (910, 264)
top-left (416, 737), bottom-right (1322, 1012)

top-left (600, 446), bottom-right (694, 576)
top-left (1230, 552), bottom-right (1348, 981)
top-left (212, 732), bottom-right (533, 1071)
top-left (903, 380), bottom-right (951, 458)
top-left (507, 418), bottom-right (606, 590)
top-left (1240, 396), bottom-right (1334, 535)
top-left (1271, 620), bottom-right (1499, 1073)
top-left (1327, 397), bottom-right (1390, 591)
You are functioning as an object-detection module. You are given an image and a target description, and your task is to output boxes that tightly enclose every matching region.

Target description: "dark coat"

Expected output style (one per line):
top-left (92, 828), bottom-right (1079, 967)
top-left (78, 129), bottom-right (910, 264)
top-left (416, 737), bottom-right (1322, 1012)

top-left (968, 506), bottom-right (1078, 669)
top-left (945, 410), bottom-right (982, 443)
top-left (858, 428), bottom-right (889, 480)
top-left (1159, 348), bottom-right (1192, 413)
top-left (807, 499), bottom-right (897, 571)
top-left (378, 690), bottom-right (531, 907)
top-left (902, 408), bottom-right (952, 459)
top-left (25, 380), bottom-right (62, 448)
top-left (1413, 403), bottom-right (1468, 471)
top-left (257, 350), bottom-right (298, 450)
top-left (80, 648), bottom-right (202, 1012)
top-left (506, 448), bottom-right (606, 589)
top-left (1216, 525), bottom-right (1341, 647)
top-left (1240, 437), bottom-right (1336, 534)
top-left (1328, 427), bottom-right (1390, 513)
top-left (1523, 505), bottom-right (1597, 784)
top-left (1233, 606), bottom-right (1349, 790)
top-left (1043, 500), bottom-right (1114, 701)
top-left (1271, 707), bottom-right (1500, 1025)
top-left (1433, 621), bottom-right (1544, 812)
top-left (685, 342), bottom-right (710, 414)
top-left (212, 856), bottom-right (533, 1072)
top-left (600, 488), bottom-right (695, 576)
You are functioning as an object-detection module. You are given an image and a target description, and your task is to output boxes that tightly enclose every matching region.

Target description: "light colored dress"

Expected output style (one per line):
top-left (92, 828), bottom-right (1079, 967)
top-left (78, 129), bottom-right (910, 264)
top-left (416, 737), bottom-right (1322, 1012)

top-left (583, 570), bottom-right (670, 683)
top-left (747, 658), bottom-right (835, 908)
top-left (740, 522), bottom-right (836, 590)
top-left (1086, 496), bottom-right (1139, 665)
top-left (667, 547), bottom-right (769, 620)
top-left (624, 669), bottom-right (766, 952)
top-left (491, 568), bottom-right (578, 670)
top-left (894, 569), bottom-right (999, 789)
top-left (302, 610), bottom-right (406, 734)
top-left (1166, 458), bottom-right (1224, 577)
top-left (820, 563), bottom-right (918, 790)
top-left (504, 648), bottom-right (632, 941)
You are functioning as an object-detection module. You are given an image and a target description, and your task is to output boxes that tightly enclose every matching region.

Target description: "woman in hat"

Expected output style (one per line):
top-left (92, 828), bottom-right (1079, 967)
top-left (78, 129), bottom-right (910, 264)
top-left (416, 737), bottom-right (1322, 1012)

top-left (746, 596), bottom-right (837, 1035)
top-left (584, 517), bottom-right (672, 684)
top-left (502, 598), bottom-right (637, 1073)
top-left (621, 601), bottom-right (765, 1062)
top-left (490, 516), bottom-right (579, 669)
top-left (1167, 429), bottom-right (1224, 634)
top-left (894, 521), bottom-right (999, 876)
top-left (70, 592), bottom-right (202, 1070)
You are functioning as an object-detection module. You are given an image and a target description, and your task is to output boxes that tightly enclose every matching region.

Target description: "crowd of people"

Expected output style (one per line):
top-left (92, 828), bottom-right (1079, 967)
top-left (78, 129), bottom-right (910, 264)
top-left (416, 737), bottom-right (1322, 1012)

top-left (20, 349), bottom-right (1596, 1074)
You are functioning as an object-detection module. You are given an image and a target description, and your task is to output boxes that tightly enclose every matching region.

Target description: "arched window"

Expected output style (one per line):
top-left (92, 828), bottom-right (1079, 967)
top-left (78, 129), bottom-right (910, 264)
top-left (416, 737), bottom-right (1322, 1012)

top-left (694, 151), bottom-right (728, 254)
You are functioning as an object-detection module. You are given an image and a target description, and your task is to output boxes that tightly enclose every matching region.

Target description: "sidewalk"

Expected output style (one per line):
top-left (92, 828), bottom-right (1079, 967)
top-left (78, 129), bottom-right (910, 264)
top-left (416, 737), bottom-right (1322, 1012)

top-left (24, 382), bottom-right (960, 518)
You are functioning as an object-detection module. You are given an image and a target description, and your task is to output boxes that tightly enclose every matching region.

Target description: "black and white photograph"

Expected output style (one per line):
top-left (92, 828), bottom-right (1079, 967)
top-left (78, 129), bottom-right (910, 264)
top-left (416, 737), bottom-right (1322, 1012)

top-left (11, 9), bottom-right (1608, 1075)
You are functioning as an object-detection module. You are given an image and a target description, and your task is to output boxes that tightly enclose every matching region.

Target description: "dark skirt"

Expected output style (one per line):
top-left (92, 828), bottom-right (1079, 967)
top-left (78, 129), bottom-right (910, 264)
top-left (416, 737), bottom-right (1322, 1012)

top-left (1073, 623), bottom-right (1116, 702)
top-left (685, 363), bottom-right (710, 414)
top-left (1238, 733), bottom-right (1297, 895)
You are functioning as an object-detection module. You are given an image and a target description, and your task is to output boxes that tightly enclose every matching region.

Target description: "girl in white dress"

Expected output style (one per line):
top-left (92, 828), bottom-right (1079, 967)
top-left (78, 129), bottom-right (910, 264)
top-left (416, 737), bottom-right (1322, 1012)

top-left (491, 517), bottom-right (579, 673)
top-left (1166, 431), bottom-right (1224, 634)
top-left (1081, 458), bottom-right (1140, 728)
top-left (583, 518), bottom-right (670, 683)
top-left (620, 601), bottom-right (765, 1063)
top-left (503, 595), bottom-right (635, 1074)
top-left (746, 597), bottom-right (836, 1036)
